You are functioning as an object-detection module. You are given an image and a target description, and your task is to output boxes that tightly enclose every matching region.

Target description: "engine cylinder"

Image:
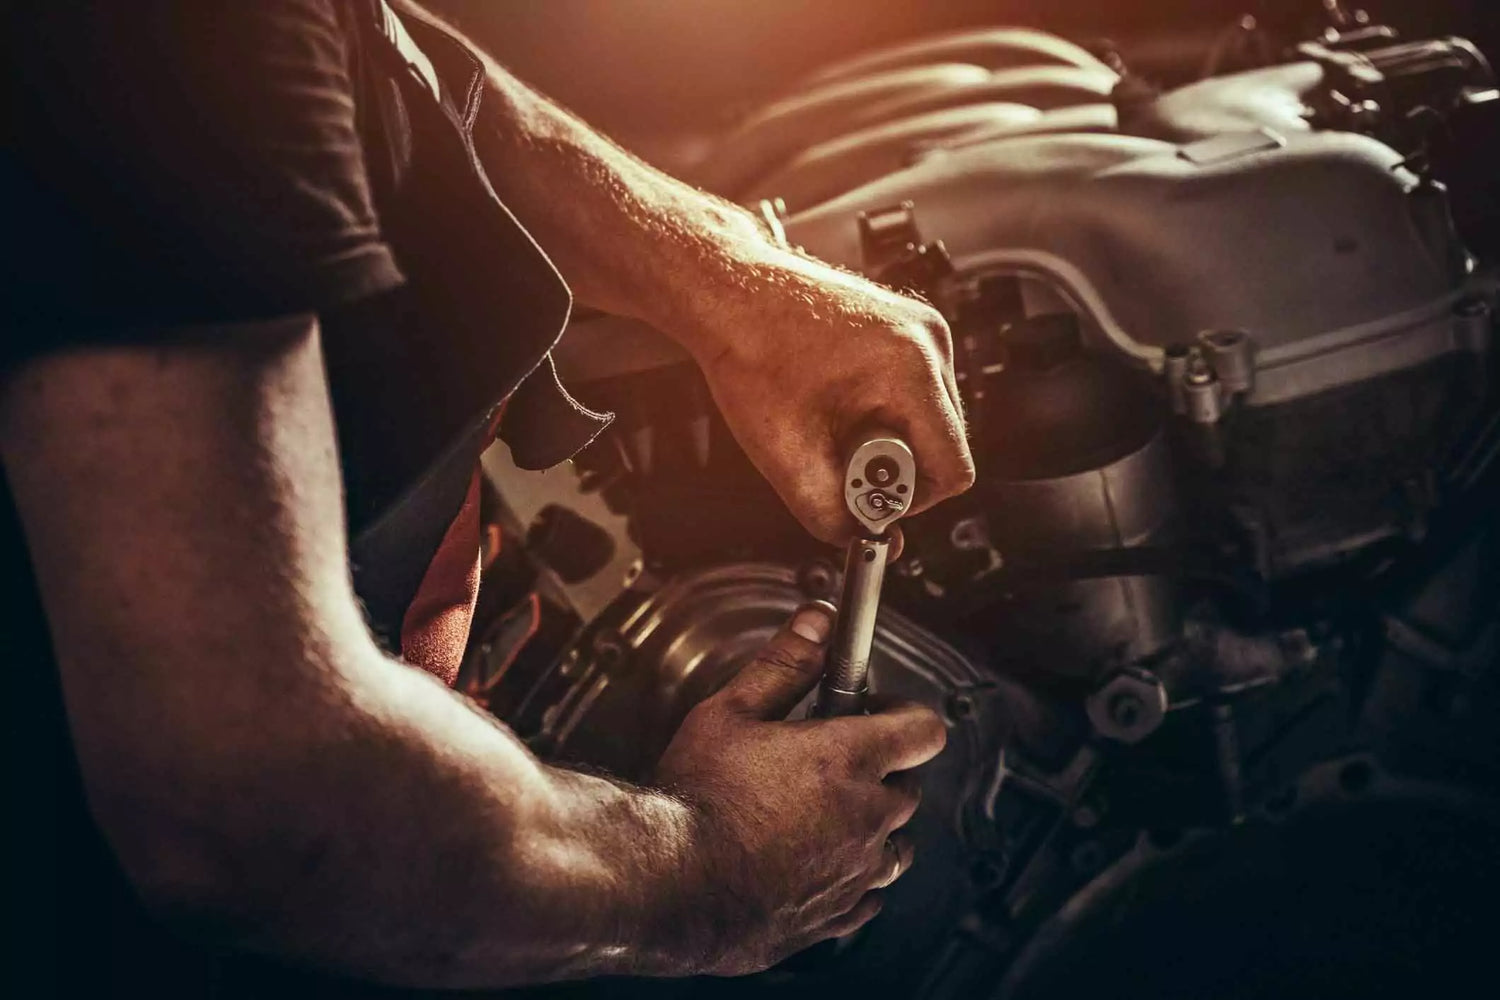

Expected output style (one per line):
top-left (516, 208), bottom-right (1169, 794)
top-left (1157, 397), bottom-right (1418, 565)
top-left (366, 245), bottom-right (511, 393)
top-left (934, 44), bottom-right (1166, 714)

top-left (980, 312), bottom-right (1179, 675)
top-left (989, 436), bottom-right (1178, 675)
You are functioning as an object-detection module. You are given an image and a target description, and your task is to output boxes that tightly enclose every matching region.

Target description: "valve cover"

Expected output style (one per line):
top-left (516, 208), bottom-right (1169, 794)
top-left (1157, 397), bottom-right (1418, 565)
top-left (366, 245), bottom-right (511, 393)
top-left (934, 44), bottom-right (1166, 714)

top-left (783, 106), bottom-right (1483, 406)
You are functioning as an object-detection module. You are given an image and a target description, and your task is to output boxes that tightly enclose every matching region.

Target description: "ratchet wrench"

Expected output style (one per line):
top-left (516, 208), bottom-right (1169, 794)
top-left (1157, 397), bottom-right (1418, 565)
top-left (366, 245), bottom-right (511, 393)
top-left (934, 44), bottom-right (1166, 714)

top-left (813, 432), bottom-right (917, 717)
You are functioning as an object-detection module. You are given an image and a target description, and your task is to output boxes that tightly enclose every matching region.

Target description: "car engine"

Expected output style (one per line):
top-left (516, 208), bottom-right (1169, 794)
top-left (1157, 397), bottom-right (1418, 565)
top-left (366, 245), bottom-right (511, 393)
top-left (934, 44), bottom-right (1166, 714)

top-left (469, 3), bottom-right (1500, 997)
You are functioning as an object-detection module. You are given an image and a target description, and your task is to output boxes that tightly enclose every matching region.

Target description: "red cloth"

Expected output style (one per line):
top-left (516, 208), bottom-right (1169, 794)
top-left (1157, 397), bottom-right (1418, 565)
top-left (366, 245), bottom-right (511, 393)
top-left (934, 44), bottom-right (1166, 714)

top-left (398, 408), bottom-right (505, 685)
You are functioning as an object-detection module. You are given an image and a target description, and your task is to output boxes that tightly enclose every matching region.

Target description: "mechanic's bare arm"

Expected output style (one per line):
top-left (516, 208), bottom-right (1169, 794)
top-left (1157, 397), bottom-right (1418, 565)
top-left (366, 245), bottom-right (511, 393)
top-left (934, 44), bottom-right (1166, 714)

top-left (0, 318), bottom-right (942, 987)
top-left (395, 2), bottom-right (975, 543)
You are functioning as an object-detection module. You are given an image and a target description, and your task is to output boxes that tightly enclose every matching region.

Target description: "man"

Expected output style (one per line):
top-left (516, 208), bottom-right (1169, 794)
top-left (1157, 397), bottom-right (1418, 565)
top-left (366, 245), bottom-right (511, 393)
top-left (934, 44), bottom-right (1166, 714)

top-left (2, 1), bottom-right (974, 992)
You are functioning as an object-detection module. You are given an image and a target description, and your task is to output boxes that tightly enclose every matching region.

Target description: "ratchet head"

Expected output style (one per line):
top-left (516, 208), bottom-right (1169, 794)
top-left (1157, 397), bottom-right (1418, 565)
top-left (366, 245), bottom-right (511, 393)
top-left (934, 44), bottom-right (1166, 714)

top-left (844, 434), bottom-right (917, 536)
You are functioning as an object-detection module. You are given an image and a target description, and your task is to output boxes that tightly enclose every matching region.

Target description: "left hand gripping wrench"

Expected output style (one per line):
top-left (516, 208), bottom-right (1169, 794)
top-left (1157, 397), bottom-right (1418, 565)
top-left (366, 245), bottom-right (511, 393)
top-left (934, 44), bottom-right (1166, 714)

top-left (813, 432), bottom-right (917, 717)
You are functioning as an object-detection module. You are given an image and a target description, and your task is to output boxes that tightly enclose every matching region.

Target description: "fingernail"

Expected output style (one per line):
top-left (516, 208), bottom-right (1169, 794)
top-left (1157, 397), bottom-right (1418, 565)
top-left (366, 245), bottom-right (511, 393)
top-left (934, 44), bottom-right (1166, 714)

top-left (790, 601), bottom-right (836, 644)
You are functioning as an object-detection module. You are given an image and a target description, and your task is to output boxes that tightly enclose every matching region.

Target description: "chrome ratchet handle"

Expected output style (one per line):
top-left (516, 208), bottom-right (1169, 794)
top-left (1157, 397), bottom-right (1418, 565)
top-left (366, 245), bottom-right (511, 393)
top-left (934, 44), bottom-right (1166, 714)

top-left (814, 433), bottom-right (916, 718)
top-left (817, 534), bottom-right (893, 717)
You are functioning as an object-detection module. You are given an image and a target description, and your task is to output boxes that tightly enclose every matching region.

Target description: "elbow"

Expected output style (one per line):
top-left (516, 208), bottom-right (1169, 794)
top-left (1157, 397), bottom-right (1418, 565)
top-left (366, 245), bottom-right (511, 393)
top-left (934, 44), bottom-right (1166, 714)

top-left (108, 813), bottom-right (282, 945)
top-left (89, 768), bottom-right (335, 950)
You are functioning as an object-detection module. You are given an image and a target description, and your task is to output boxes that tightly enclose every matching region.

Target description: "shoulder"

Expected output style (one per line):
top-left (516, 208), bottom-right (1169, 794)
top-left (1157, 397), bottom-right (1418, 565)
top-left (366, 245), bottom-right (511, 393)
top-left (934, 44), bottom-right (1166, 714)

top-left (4, 0), bottom-right (404, 353)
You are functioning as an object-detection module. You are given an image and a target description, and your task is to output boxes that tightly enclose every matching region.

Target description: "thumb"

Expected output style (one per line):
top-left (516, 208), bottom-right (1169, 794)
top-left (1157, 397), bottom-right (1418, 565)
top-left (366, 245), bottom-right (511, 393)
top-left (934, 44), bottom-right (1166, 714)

top-left (716, 602), bottom-right (837, 721)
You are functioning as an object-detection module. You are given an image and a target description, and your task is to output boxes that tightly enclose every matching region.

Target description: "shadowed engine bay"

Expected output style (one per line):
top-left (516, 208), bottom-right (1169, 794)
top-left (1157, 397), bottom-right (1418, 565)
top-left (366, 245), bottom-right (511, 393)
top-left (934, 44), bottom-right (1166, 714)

top-left (469, 3), bottom-right (1500, 996)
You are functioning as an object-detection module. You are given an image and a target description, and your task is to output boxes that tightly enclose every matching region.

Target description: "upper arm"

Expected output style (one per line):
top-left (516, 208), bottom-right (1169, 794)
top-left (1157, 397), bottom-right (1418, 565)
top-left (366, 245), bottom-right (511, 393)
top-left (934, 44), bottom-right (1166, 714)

top-left (2, 0), bottom-right (416, 909)
top-left (0, 316), bottom-right (376, 886)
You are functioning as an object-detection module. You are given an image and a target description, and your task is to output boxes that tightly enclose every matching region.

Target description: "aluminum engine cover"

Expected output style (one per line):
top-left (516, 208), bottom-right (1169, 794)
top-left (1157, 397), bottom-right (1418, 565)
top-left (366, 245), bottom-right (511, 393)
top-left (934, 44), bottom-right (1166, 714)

top-left (781, 70), bottom-right (1487, 407)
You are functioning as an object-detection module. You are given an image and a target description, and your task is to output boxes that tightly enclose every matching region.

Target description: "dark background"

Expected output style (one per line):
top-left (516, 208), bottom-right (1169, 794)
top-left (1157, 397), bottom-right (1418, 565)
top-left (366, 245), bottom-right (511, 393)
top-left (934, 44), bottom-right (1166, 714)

top-left (435, 0), bottom-right (1500, 142)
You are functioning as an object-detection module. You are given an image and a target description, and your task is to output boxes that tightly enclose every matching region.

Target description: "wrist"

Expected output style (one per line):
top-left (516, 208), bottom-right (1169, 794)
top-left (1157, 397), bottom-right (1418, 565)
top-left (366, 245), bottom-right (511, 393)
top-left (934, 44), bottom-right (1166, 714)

top-left (628, 789), bottom-right (727, 976)
top-left (545, 769), bottom-right (716, 977)
top-left (651, 231), bottom-right (802, 368)
top-left (618, 787), bottom-right (713, 975)
top-left (630, 198), bottom-right (789, 362)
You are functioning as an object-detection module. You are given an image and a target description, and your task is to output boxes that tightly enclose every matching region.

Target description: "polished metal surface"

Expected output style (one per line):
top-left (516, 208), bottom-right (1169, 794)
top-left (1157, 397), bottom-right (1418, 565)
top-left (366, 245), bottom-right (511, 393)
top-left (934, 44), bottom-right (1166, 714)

top-left (989, 427), bottom-right (1179, 673)
top-left (1182, 355), bottom-right (1226, 425)
top-left (845, 435), bottom-right (917, 535)
top-left (820, 435), bottom-right (917, 716)
top-left (1197, 328), bottom-right (1257, 396)
top-left (783, 115), bottom-right (1484, 406)
top-left (819, 534), bottom-right (891, 714)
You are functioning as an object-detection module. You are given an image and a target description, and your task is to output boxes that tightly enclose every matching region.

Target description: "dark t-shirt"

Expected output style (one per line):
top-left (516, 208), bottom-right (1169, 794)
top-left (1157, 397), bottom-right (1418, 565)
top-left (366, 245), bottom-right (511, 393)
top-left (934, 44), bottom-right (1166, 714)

top-left (4, 0), bottom-right (405, 341)
top-left (3, 1), bottom-right (599, 992)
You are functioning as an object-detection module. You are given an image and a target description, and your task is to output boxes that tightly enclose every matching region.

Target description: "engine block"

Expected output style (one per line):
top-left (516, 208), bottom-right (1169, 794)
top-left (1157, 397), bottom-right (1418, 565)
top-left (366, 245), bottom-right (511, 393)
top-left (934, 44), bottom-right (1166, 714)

top-left (479, 10), bottom-right (1500, 999)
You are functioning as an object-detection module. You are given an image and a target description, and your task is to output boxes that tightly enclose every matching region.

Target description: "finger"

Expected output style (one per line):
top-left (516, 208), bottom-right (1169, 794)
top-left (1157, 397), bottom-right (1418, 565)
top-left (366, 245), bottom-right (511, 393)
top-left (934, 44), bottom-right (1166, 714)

top-left (837, 698), bottom-right (948, 776)
top-left (922, 310), bottom-right (967, 434)
top-left (866, 831), bottom-right (916, 889)
top-left (862, 691), bottom-right (921, 714)
top-left (885, 524), bottom-right (905, 563)
top-left (820, 890), bottom-right (884, 941)
top-left (757, 422), bottom-right (855, 546)
top-left (939, 361), bottom-right (966, 447)
top-left (899, 356), bottom-right (975, 519)
top-left (714, 602), bottom-right (835, 721)
top-left (880, 770), bottom-right (923, 831)
top-left (925, 311), bottom-right (968, 434)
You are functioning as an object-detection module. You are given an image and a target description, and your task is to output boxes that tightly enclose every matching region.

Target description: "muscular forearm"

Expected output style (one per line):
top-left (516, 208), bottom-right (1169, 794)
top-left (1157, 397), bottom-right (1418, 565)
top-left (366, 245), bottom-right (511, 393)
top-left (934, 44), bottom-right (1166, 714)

top-left (0, 316), bottom-right (718, 987)
top-left (474, 77), bottom-right (766, 335)
top-left (4, 297), bottom-right (949, 987)
top-left (141, 644), bottom-right (706, 987)
top-left (397, 2), bottom-right (784, 358)
top-left (392, 4), bottom-right (975, 546)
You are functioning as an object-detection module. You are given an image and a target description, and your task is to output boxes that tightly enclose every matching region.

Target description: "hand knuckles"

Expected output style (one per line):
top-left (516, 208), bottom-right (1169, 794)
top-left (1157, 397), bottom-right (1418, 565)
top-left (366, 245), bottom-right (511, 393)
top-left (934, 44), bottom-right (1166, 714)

top-left (849, 738), bottom-right (888, 777)
top-left (938, 448), bottom-right (977, 487)
top-left (930, 458), bottom-right (976, 500)
top-left (869, 323), bottom-right (920, 360)
top-left (813, 742), bottom-right (858, 780)
top-left (923, 314), bottom-right (955, 356)
top-left (899, 297), bottom-right (942, 328)
top-left (837, 738), bottom-right (873, 778)
top-left (714, 689), bottom-right (759, 717)
top-left (901, 330), bottom-right (938, 366)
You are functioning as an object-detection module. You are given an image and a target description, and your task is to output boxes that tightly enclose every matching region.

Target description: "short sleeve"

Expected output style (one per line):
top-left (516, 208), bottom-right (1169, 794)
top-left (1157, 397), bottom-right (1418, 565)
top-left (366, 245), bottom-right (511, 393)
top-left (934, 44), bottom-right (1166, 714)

top-left (3, 0), bottom-right (404, 353)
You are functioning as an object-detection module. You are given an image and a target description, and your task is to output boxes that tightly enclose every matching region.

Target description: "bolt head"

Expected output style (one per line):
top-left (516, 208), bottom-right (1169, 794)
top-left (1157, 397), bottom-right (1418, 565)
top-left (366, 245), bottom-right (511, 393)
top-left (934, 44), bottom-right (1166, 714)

top-left (798, 560), bottom-right (836, 597)
top-left (1109, 693), bottom-right (1144, 728)
top-left (1086, 671), bottom-right (1168, 744)
top-left (947, 693), bottom-right (975, 721)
